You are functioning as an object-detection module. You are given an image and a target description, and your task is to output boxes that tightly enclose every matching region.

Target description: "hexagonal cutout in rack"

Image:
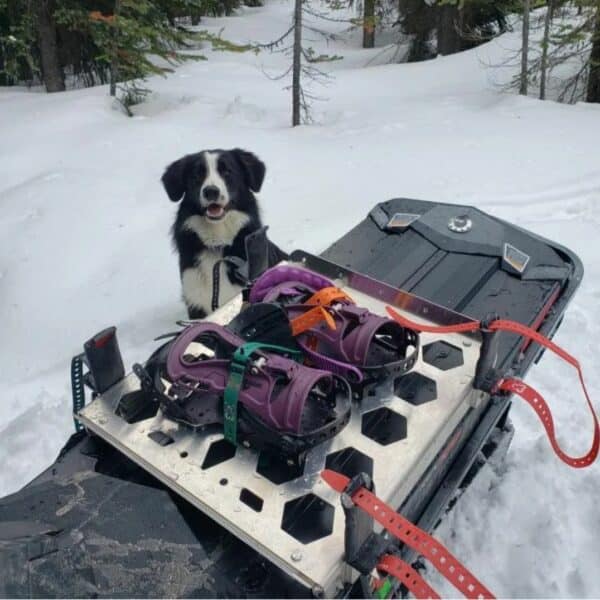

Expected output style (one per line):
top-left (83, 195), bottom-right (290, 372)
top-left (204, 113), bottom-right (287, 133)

top-left (394, 372), bottom-right (437, 405)
top-left (361, 407), bottom-right (407, 446)
top-left (256, 451), bottom-right (304, 485)
top-left (325, 447), bottom-right (373, 479)
top-left (201, 438), bottom-right (236, 469)
top-left (281, 493), bottom-right (334, 544)
top-left (422, 340), bottom-right (464, 371)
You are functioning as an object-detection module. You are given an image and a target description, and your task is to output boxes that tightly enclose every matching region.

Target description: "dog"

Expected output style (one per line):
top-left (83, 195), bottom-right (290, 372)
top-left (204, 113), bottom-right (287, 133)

top-left (161, 148), bottom-right (287, 319)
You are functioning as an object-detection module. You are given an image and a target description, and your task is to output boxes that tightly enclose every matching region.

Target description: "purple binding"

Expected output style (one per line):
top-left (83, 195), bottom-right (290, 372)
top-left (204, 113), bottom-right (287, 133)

top-left (165, 322), bottom-right (335, 434)
top-left (249, 265), bottom-right (418, 384)
top-left (249, 265), bottom-right (334, 303)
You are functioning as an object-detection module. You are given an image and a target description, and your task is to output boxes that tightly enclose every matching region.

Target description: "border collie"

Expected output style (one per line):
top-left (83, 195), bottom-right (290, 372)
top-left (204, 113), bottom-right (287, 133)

top-left (161, 148), bottom-right (286, 319)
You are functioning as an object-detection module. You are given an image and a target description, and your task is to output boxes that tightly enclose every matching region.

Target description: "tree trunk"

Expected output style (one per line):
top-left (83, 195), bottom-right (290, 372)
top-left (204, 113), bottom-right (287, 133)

top-left (408, 34), bottom-right (431, 61)
top-left (539, 0), bottom-right (554, 100)
top-left (520, 0), bottom-right (530, 96)
top-left (110, 0), bottom-right (122, 97)
top-left (363, 0), bottom-right (375, 48)
top-left (36, 0), bottom-right (65, 92)
top-left (292, 0), bottom-right (302, 126)
top-left (586, 4), bottom-right (600, 103)
top-left (400, 0), bottom-right (436, 62)
top-left (437, 3), bottom-right (461, 56)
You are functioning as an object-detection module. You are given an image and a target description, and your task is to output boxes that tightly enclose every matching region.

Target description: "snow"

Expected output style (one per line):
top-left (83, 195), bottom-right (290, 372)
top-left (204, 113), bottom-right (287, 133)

top-left (1, 1), bottom-right (599, 596)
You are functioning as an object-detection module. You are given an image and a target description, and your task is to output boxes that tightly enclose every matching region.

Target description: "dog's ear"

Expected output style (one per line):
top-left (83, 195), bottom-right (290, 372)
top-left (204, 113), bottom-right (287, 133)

top-left (161, 155), bottom-right (193, 202)
top-left (232, 149), bottom-right (266, 193)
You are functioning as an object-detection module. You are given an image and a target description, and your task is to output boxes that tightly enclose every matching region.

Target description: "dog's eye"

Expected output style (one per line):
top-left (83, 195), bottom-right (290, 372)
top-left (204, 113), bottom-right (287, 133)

top-left (220, 164), bottom-right (230, 176)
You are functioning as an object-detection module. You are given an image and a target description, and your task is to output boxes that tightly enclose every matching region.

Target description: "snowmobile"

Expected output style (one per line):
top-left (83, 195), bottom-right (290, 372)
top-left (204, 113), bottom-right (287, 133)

top-left (0, 198), bottom-right (597, 599)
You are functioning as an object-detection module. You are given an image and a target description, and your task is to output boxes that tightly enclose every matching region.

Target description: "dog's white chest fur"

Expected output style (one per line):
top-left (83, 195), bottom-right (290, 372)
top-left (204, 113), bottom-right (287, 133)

top-left (181, 250), bottom-right (241, 314)
top-left (180, 209), bottom-right (250, 314)
top-left (182, 210), bottom-right (250, 249)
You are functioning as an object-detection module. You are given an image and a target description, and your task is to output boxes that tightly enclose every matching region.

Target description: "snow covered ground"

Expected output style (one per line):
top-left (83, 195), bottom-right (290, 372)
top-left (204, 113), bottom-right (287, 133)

top-left (1, 1), bottom-right (599, 596)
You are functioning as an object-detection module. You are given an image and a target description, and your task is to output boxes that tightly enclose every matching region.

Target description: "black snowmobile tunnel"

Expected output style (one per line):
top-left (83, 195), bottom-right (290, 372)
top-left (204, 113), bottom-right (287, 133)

top-left (0, 198), bottom-right (583, 598)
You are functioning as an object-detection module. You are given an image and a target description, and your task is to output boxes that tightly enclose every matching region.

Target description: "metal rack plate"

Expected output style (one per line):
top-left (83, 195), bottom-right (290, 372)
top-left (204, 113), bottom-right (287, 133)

top-left (78, 261), bottom-right (486, 596)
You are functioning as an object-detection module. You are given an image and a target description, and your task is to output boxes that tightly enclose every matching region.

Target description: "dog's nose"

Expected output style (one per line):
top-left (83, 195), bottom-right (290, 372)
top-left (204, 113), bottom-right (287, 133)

top-left (202, 185), bottom-right (220, 202)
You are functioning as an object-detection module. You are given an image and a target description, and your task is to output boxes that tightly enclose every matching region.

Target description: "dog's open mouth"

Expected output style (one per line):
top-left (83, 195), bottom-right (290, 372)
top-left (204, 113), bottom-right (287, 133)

top-left (206, 204), bottom-right (226, 220)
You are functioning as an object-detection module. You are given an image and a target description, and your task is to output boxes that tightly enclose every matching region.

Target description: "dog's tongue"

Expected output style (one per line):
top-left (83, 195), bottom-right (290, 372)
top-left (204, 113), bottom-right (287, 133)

top-left (207, 204), bottom-right (224, 218)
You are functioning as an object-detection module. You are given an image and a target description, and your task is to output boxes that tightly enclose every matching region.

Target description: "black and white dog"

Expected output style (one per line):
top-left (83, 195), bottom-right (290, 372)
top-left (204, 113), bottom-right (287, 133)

top-left (161, 148), bottom-right (286, 319)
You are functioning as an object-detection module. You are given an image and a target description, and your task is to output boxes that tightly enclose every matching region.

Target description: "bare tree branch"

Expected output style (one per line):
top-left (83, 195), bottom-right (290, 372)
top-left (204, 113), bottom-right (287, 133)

top-left (253, 24), bottom-right (295, 50)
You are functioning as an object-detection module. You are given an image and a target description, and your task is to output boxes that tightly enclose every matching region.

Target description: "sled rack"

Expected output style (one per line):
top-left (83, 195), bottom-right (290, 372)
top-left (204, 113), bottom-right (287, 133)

top-left (78, 253), bottom-right (490, 596)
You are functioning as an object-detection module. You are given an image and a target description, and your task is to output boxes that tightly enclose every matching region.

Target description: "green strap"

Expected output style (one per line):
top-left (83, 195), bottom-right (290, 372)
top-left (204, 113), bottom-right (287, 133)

top-left (71, 354), bottom-right (85, 432)
top-left (223, 361), bottom-right (245, 444)
top-left (234, 342), bottom-right (302, 364)
top-left (223, 342), bottom-right (301, 445)
top-left (376, 577), bottom-right (393, 599)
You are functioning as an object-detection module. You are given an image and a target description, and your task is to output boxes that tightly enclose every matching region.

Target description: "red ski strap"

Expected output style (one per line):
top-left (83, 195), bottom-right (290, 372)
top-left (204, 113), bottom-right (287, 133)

top-left (497, 378), bottom-right (598, 468)
top-left (321, 469), bottom-right (495, 599)
top-left (386, 307), bottom-right (599, 469)
top-left (377, 554), bottom-right (440, 599)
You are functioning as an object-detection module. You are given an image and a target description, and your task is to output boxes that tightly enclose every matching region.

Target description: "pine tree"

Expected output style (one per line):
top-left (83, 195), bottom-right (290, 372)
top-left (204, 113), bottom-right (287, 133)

top-left (109, 0), bottom-right (121, 96)
top-left (398, 0), bottom-right (437, 61)
top-left (539, 0), bottom-right (554, 100)
top-left (256, 0), bottom-right (342, 126)
top-left (437, 1), bottom-right (461, 56)
top-left (37, 0), bottom-right (65, 91)
top-left (587, 0), bottom-right (600, 101)
top-left (516, 0), bottom-right (600, 102)
top-left (520, 0), bottom-right (530, 95)
top-left (292, 0), bottom-right (302, 125)
top-left (363, 0), bottom-right (376, 47)
top-left (397, 0), bottom-right (514, 61)
top-left (58, 0), bottom-right (205, 97)
top-left (1, 0), bottom-right (251, 96)
top-left (0, 0), bottom-right (38, 85)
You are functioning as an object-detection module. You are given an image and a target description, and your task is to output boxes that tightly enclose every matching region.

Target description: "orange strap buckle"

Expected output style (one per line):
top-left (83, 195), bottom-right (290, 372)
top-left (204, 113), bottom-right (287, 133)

top-left (305, 286), bottom-right (353, 308)
top-left (291, 306), bottom-right (336, 336)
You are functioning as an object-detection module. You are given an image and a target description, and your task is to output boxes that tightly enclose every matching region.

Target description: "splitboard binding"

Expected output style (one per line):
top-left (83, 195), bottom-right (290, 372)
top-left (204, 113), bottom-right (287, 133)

top-left (134, 320), bottom-right (352, 459)
top-left (124, 266), bottom-right (422, 462)
top-left (249, 265), bottom-right (419, 392)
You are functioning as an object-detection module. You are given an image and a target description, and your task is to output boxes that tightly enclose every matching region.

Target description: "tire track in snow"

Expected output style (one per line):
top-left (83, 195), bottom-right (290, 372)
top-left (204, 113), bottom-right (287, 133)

top-left (479, 171), bottom-right (600, 208)
top-left (479, 172), bottom-right (600, 225)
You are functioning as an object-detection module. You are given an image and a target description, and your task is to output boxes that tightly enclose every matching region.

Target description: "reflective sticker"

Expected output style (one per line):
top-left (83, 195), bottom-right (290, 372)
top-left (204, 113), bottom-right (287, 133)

top-left (503, 243), bottom-right (530, 274)
top-left (386, 212), bottom-right (421, 230)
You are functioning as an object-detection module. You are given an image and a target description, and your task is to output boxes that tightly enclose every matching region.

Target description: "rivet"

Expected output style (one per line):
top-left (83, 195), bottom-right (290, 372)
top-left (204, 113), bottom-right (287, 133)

top-left (291, 550), bottom-right (303, 562)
